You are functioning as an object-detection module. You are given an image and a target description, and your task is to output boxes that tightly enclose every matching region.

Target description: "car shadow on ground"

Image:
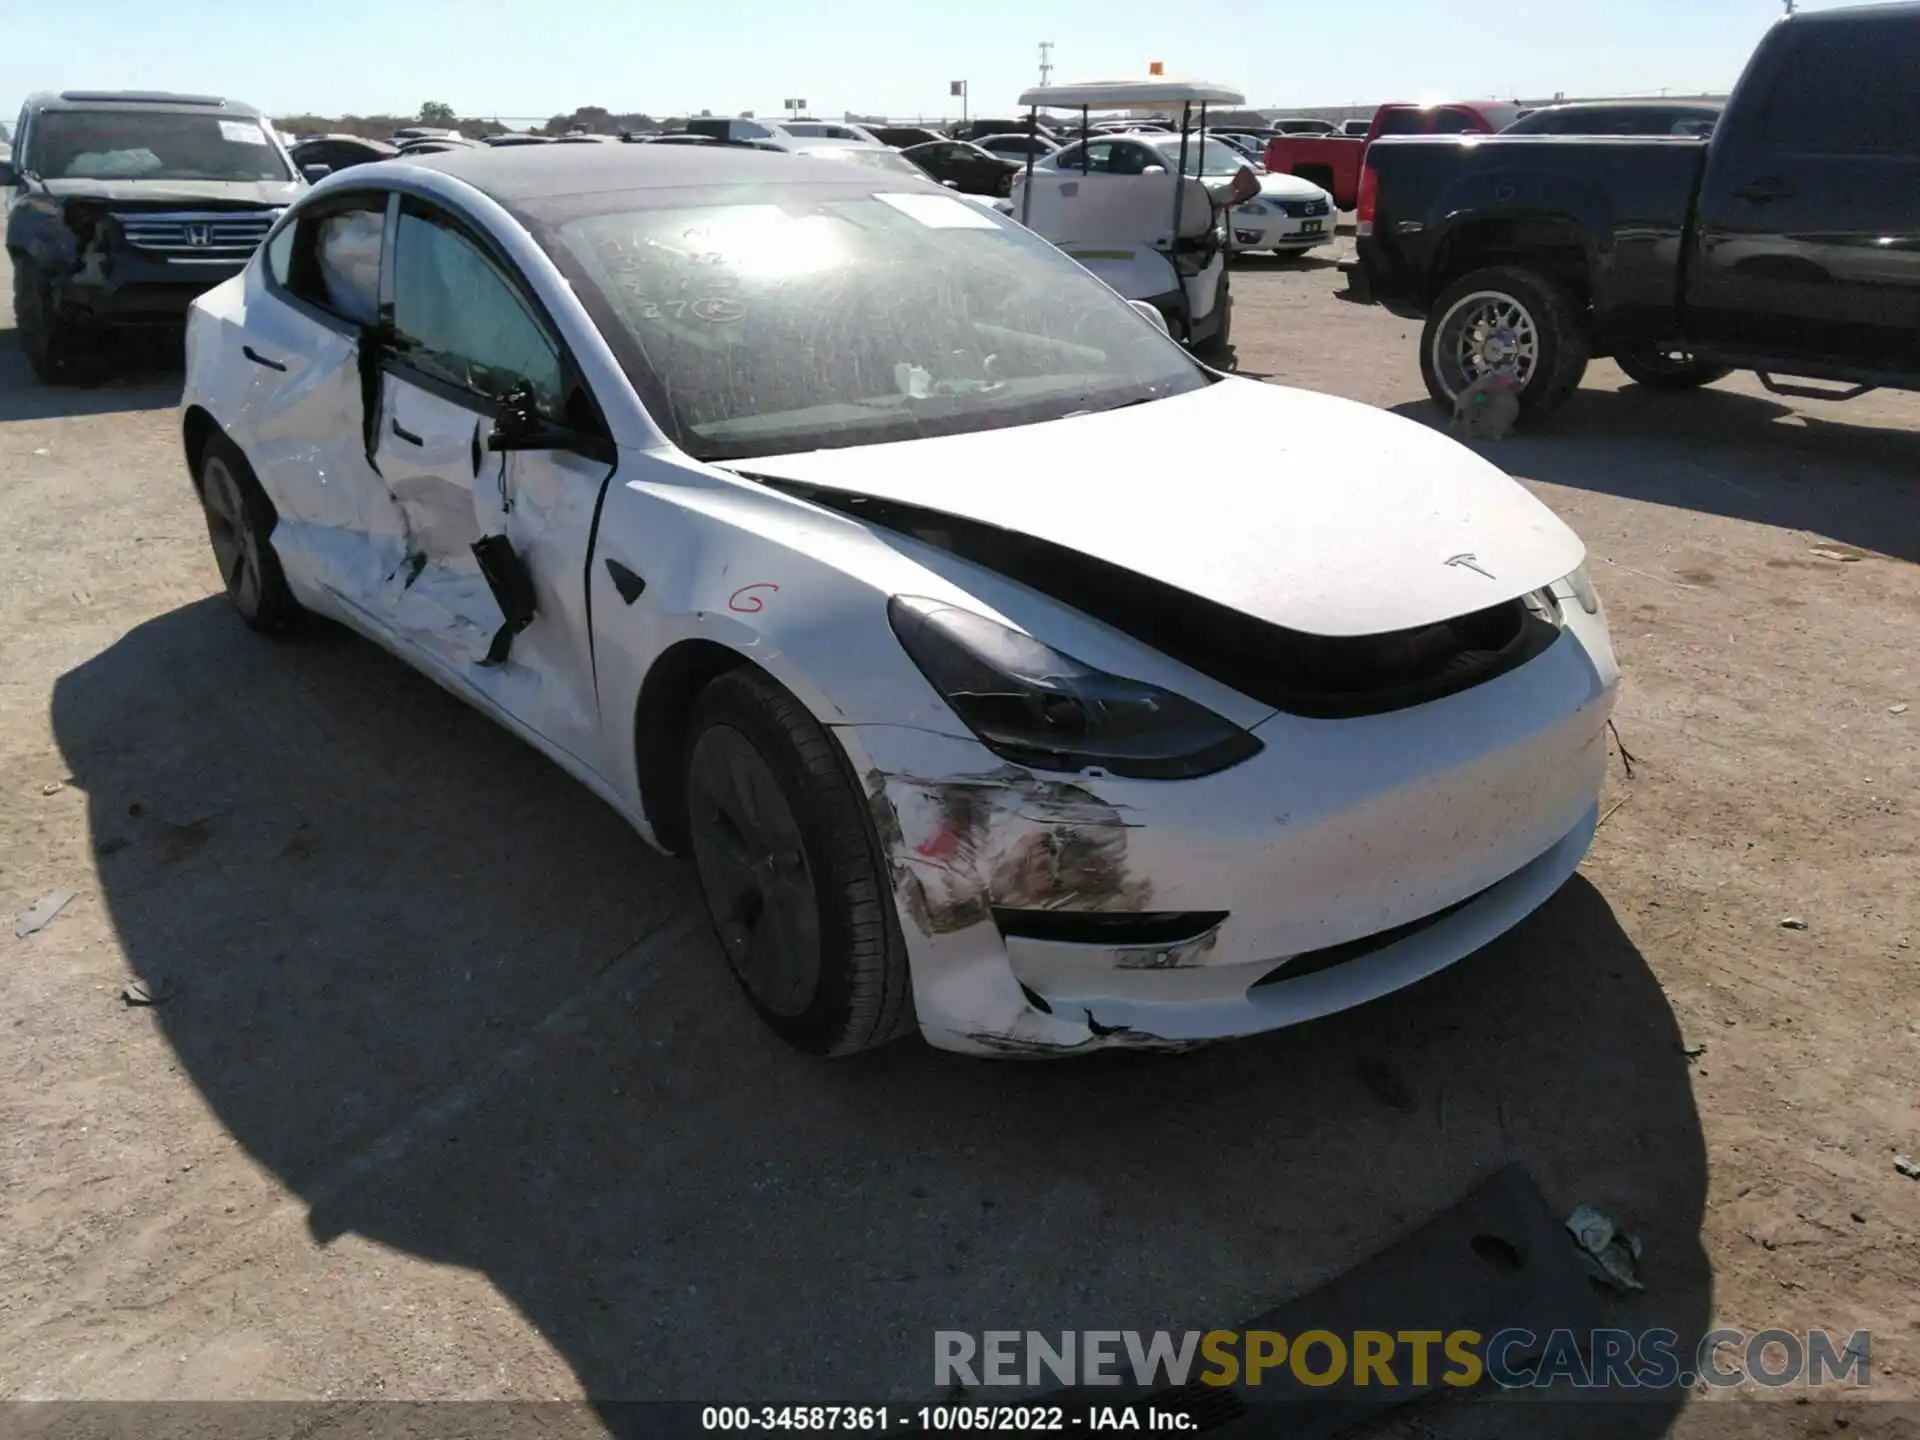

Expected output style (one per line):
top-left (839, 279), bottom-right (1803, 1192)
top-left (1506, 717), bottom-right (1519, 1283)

top-left (52, 596), bottom-right (1709, 1435)
top-left (1389, 384), bottom-right (1920, 566)
top-left (0, 326), bottom-right (184, 422)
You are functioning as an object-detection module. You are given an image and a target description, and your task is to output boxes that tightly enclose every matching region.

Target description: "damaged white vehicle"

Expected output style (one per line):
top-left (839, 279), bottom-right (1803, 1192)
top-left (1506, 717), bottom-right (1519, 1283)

top-left (181, 145), bottom-right (1619, 1058)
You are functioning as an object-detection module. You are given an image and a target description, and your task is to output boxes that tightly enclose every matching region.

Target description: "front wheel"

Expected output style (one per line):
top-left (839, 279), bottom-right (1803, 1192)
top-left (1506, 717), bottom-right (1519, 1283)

top-left (1420, 266), bottom-right (1591, 421)
top-left (683, 668), bottom-right (915, 1057)
top-left (1614, 345), bottom-right (1733, 391)
top-left (13, 256), bottom-right (103, 385)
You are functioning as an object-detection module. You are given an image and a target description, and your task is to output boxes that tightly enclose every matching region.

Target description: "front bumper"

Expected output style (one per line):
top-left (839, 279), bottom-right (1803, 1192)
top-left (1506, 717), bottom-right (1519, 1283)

top-left (1231, 210), bottom-right (1333, 251)
top-left (53, 253), bottom-right (246, 323)
top-left (840, 606), bottom-right (1618, 1057)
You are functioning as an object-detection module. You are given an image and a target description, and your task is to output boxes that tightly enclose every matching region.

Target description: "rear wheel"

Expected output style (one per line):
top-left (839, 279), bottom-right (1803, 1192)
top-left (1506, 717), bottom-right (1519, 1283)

top-left (1614, 344), bottom-right (1733, 391)
top-left (195, 431), bottom-right (303, 632)
top-left (1421, 265), bottom-right (1590, 420)
top-left (683, 669), bottom-right (914, 1057)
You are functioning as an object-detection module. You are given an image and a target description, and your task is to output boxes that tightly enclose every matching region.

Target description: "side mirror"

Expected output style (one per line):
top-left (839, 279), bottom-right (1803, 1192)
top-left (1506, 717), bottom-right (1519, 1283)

top-left (486, 383), bottom-right (607, 457)
top-left (0, 162), bottom-right (17, 188)
top-left (1128, 299), bottom-right (1172, 335)
top-left (301, 163), bottom-right (332, 183)
top-left (1141, 164), bottom-right (1167, 176)
top-left (941, 179), bottom-right (960, 189)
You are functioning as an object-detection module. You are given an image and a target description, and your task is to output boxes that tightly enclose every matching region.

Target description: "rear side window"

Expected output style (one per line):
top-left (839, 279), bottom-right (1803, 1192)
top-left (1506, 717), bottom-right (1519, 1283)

top-left (1374, 109), bottom-right (1424, 137)
top-left (277, 196), bottom-right (386, 326)
top-left (1761, 20), bottom-right (1920, 155)
top-left (1429, 109), bottom-right (1483, 135)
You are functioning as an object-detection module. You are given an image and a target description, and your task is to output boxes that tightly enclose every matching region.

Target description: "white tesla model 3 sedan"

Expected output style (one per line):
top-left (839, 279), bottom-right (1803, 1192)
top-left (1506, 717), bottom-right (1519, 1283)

top-left (181, 145), bottom-right (1619, 1058)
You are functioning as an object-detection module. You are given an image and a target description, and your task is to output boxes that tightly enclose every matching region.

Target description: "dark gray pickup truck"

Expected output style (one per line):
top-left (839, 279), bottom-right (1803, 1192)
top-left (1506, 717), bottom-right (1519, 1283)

top-left (3, 91), bottom-right (306, 382)
top-left (1348, 1), bottom-right (1920, 421)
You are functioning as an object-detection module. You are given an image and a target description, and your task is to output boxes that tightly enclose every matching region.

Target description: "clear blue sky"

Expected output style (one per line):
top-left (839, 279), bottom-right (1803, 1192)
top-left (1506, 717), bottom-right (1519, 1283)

top-left (0, 0), bottom-right (1886, 126)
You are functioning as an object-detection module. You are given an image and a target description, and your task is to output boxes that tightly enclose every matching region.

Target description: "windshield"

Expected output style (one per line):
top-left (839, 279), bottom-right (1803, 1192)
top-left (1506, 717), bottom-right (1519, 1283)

top-left (545, 188), bottom-right (1208, 461)
top-left (31, 110), bottom-right (292, 182)
top-left (1150, 138), bottom-right (1256, 177)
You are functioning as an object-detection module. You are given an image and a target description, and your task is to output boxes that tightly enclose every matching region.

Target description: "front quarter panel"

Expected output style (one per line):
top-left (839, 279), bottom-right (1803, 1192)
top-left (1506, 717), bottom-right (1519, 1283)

top-left (584, 454), bottom-right (985, 842)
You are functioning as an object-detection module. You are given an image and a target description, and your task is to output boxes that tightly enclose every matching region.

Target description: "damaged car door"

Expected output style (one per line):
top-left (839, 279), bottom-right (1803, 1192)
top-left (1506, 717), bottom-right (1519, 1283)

top-left (369, 196), bottom-right (616, 772)
top-left (236, 190), bottom-right (401, 622)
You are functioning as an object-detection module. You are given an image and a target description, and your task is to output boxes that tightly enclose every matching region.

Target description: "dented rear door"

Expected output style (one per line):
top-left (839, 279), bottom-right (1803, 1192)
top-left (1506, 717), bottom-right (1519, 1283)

top-left (238, 190), bottom-right (408, 626)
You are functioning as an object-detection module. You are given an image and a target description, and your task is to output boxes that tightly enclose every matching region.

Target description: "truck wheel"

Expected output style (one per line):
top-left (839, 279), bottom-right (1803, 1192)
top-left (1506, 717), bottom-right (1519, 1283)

top-left (1422, 266), bottom-right (1590, 421)
top-left (683, 668), bottom-right (915, 1057)
top-left (13, 257), bottom-right (102, 385)
top-left (1615, 345), bottom-right (1733, 392)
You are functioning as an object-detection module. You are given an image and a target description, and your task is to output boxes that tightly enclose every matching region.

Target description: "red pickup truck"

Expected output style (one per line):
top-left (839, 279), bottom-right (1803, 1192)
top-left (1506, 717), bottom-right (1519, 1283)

top-left (1264, 101), bottom-right (1521, 209)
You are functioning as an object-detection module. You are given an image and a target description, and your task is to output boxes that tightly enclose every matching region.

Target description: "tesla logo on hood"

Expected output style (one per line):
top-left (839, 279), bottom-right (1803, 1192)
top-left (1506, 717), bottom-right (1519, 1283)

top-left (1445, 553), bottom-right (1496, 579)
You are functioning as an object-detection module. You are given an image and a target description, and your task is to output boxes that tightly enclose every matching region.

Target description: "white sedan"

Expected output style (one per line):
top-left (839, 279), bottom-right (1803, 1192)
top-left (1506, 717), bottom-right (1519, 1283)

top-left (1035, 133), bottom-right (1337, 255)
top-left (181, 145), bottom-right (1618, 1058)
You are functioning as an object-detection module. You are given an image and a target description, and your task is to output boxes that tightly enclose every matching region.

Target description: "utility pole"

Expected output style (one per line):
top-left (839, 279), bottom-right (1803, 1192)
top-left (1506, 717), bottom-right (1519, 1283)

top-left (1783, 0), bottom-right (1794, 12)
top-left (1038, 42), bottom-right (1055, 87)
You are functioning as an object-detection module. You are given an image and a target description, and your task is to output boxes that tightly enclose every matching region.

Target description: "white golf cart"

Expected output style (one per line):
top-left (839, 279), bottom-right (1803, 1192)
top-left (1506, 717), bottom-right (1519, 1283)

top-left (1010, 80), bottom-right (1258, 355)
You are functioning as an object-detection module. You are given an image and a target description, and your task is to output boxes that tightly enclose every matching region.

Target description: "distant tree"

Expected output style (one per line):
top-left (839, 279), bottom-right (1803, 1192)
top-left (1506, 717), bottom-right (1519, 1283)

top-left (540, 105), bottom-right (616, 136)
top-left (417, 101), bottom-right (458, 126)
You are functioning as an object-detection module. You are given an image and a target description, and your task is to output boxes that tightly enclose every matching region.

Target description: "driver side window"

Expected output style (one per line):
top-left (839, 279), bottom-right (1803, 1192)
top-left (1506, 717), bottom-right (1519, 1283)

top-left (390, 202), bottom-right (565, 417)
top-left (1072, 140), bottom-right (1117, 172)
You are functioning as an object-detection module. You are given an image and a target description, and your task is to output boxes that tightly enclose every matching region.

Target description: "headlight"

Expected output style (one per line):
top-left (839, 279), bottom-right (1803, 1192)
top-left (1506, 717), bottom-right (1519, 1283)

top-left (1554, 565), bottom-right (1601, 615)
top-left (887, 597), bottom-right (1263, 780)
top-left (1236, 199), bottom-right (1270, 215)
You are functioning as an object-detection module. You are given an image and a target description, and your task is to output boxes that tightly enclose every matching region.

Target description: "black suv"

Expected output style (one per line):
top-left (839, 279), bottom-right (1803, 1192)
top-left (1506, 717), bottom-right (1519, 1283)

top-left (3, 91), bottom-right (307, 381)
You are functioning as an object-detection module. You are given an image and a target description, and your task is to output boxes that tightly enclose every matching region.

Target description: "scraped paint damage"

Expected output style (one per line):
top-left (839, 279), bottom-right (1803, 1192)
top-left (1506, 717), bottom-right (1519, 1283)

top-left (865, 765), bottom-right (1151, 938)
top-left (961, 1027), bottom-right (1215, 1059)
top-left (865, 763), bottom-right (1200, 1056)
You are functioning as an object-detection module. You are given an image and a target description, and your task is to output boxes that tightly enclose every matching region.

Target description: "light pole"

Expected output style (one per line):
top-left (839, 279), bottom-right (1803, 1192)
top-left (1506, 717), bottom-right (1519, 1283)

top-left (950, 79), bottom-right (968, 126)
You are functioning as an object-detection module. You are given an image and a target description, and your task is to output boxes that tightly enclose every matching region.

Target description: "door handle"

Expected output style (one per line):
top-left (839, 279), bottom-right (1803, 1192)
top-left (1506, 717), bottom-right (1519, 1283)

top-left (1736, 177), bottom-right (1795, 204)
top-left (242, 345), bottom-right (287, 372)
top-left (390, 417), bottom-right (424, 446)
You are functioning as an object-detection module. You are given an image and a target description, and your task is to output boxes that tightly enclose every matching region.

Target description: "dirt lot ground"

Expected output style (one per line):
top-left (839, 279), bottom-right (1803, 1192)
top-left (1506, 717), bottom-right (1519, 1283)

top-left (1, 235), bottom-right (1916, 1438)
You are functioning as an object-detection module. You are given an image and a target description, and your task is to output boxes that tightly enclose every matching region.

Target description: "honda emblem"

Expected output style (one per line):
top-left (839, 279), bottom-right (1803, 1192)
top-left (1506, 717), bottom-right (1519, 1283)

top-left (186, 223), bottom-right (211, 247)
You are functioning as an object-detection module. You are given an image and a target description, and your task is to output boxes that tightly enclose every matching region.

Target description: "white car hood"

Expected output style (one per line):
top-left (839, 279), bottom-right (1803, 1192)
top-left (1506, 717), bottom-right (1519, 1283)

top-left (742, 380), bottom-right (1586, 638)
top-left (1255, 172), bottom-right (1330, 202)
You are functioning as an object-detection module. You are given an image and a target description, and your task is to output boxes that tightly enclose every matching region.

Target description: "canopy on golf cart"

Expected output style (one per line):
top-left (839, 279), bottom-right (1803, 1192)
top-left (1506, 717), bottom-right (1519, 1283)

top-left (1016, 80), bottom-right (1247, 110)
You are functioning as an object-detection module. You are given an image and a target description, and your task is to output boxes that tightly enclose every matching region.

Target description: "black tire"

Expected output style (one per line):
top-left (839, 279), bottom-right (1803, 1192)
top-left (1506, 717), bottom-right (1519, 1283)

top-left (194, 429), bottom-right (303, 632)
top-left (683, 668), bottom-right (915, 1057)
top-left (1421, 265), bottom-right (1591, 421)
top-left (12, 255), bottom-right (104, 385)
top-left (1614, 344), bottom-right (1733, 392)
